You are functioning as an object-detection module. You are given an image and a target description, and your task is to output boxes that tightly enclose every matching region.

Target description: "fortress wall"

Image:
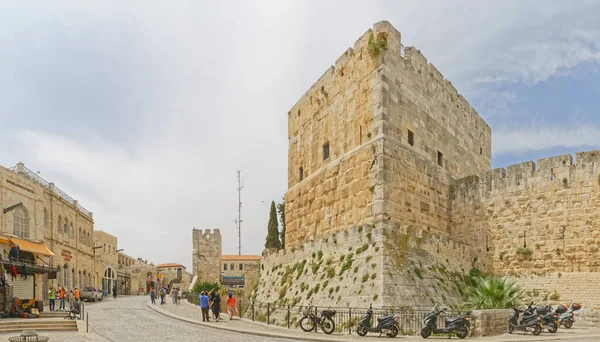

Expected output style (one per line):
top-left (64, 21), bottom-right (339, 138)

top-left (451, 151), bottom-right (600, 278)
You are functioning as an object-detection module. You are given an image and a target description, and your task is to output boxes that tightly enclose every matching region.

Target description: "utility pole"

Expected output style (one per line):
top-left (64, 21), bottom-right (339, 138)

top-left (235, 170), bottom-right (244, 255)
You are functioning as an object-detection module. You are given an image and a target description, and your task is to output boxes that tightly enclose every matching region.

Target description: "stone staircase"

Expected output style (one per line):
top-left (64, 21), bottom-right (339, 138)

top-left (0, 318), bottom-right (78, 334)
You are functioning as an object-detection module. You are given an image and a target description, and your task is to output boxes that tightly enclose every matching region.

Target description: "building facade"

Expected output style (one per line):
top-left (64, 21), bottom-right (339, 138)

top-left (156, 263), bottom-right (192, 292)
top-left (93, 230), bottom-right (119, 295)
top-left (221, 255), bottom-right (260, 292)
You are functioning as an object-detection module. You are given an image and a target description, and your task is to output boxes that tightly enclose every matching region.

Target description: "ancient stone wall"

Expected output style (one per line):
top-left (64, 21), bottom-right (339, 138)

top-left (192, 228), bottom-right (222, 284)
top-left (285, 24), bottom-right (384, 248)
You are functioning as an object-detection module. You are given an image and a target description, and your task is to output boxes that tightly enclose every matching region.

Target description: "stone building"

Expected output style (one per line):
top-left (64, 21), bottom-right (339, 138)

top-left (124, 258), bottom-right (157, 295)
top-left (191, 229), bottom-right (261, 296)
top-left (192, 228), bottom-right (221, 284)
top-left (254, 21), bottom-right (600, 309)
top-left (93, 230), bottom-right (119, 295)
top-left (221, 255), bottom-right (260, 292)
top-left (156, 263), bottom-right (191, 292)
top-left (117, 252), bottom-right (136, 295)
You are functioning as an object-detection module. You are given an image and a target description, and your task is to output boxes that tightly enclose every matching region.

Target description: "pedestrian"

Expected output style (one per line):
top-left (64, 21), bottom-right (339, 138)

top-left (226, 292), bottom-right (237, 320)
top-left (199, 291), bottom-right (210, 322)
top-left (58, 286), bottom-right (66, 311)
top-left (172, 288), bottom-right (178, 304)
top-left (74, 287), bottom-right (80, 302)
top-left (113, 285), bottom-right (117, 299)
top-left (150, 288), bottom-right (156, 304)
top-left (160, 287), bottom-right (166, 304)
top-left (177, 288), bottom-right (182, 305)
top-left (48, 287), bottom-right (56, 311)
top-left (212, 292), bottom-right (221, 322)
top-left (67, 288), bottom-right (74, 309)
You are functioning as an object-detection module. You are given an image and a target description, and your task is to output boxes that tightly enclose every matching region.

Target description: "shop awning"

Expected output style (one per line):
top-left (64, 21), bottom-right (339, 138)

top-left (9, 237), bottom-right (55, 257)
top-left (0, 234), bottom-right (9, 244)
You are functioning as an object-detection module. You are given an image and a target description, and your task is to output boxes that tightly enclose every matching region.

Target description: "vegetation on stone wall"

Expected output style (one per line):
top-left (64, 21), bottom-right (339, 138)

top-left (367, 32), bottom-right (388, 57)
top-left (265, 201), bottom-right (281, 249)
top-left (192, 282), bottom-right (220, 294)
top-left (516, 247), bottom-right (533, 259)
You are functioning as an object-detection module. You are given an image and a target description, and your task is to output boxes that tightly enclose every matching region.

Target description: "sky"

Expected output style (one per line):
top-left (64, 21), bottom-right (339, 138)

top-left (1, 1), bottom-right (600, 270)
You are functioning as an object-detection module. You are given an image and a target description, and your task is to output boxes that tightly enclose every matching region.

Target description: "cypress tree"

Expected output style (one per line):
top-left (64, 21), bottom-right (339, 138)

top-left (265, 201), bottom-right (281, 249)
top-left (277, 198), bottom-right (286, 249)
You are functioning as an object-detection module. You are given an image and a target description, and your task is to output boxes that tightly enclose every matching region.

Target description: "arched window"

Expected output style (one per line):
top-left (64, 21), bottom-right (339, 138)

top-left (239, 263), bottom-right (243, 271)
top-left (43, 208), bottom-right (48, 227)
top-left (224, 264), bottom-right (228, 271)
top-left (13, 206), bottom-right (29, 238)
top-left (58, 215), bottom-right (62, 234)
top-left (64, 219), bottom-right (68, 234)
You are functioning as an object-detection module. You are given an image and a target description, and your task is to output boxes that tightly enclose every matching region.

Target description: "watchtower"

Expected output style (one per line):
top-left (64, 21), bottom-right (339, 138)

top-left (192, 228), bottom-right (222, 284)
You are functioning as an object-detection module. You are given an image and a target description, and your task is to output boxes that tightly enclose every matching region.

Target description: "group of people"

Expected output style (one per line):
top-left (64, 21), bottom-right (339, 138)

top-left (47, 286), bottom-right (80, 311)
top-left (199, 290), bottom-right (237, 322)
top-left (149, 286), bottom-right (166, 305)
top-left (171, 287), bottom-right (183, 305)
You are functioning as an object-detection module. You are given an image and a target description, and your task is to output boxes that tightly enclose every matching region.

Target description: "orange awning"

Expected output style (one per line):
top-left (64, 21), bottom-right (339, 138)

top-left (0, 235), bottom-right (9, 244)
top-left (9, 237), bottom-right (55, 257)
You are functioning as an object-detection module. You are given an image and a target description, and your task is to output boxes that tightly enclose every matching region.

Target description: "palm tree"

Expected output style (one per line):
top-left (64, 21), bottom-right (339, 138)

top-left (467, 276), bottom-right (522, 309)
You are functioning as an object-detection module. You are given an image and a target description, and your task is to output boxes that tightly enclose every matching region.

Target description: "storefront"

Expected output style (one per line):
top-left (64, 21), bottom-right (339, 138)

top-left (1, 236), bottom-right (56, 301)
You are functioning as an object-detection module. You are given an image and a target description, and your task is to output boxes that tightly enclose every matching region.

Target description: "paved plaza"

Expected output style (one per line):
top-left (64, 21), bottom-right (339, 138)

top-left (2, 296), bottom-right (600, 342)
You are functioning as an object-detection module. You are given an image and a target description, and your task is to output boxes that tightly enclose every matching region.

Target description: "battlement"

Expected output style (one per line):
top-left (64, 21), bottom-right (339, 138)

top-left (452, 150), bottom-right (600, 204)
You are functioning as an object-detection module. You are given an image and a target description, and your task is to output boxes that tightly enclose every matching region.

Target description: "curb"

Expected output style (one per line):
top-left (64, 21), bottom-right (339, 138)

top-left (145, 301), bottom-right (346, 342)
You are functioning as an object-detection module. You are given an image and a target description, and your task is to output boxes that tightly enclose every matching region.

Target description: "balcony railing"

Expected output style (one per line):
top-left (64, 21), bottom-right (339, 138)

top-left (9, 165), bottom-right (93, 219)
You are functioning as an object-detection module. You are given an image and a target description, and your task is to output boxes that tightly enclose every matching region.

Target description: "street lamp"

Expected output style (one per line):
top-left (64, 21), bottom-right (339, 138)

top-left (116, 249), bottom-right (124, 252)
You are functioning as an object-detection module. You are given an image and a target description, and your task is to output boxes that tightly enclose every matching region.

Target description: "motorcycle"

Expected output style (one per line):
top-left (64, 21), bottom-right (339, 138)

top-left (536, 306), bottom-right (558, 333)
top-left (420, 304), bottom-right (470, 339)
top-left (507, 303), bottom-right (542, 335)
top-left (356, 304), bottom-right (400, 338)
top-left (557, 302), bottom-right (581, 329)
top-left (299, 304), bottom-right (336, 335)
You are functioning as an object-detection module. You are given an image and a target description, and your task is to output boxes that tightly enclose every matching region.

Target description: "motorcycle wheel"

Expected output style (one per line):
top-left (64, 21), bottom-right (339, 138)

top-left (532, 324), bottom-right (542, 336)
top-left (548, 322), bottom-right (558, 333)
top-left (420, 326), bottom-right (432, 339)
top-left (322, 317), bottom-right (335, 335)
top-left (386, 325), bottom-right (399, 338)
top-left (562, 319), bottom-right (573, 329)
top-left (357, 325), bottom-right (368, 337)
top-left (455, 328), bottom-right (468, 339)
top-left (507, 324), bottom-right (514, 334)
top-left (299, 317), bottom-right (315, 332)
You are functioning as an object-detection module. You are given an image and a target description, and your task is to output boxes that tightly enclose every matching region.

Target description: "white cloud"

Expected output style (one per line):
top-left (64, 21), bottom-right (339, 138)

top-left (493, 126), bottom-right (600, 155)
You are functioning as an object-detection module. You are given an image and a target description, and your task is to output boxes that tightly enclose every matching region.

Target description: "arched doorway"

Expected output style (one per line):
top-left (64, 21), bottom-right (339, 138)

top-left (146, 271), bottom-right (155, 294)
top-left (103, 267), bottom-right (116, 295)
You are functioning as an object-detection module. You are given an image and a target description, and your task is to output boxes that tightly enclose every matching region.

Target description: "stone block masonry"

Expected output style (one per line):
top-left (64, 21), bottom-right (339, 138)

top-left (262, 20), bottom-right (600, 311)
top-left (192, 228), bottom-right (222, 284)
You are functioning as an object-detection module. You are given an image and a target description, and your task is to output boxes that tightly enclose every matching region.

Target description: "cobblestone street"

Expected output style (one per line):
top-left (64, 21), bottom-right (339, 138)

top-left (85, 296), bottom-right (297, 342)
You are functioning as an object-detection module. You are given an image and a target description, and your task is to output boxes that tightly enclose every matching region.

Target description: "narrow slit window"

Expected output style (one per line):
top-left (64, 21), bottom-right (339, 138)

top-left (323, 143), bottom-right (330, 161)
top-left (359, 126), bottom-right (363, 144)
top-left (437, 151), bottom-right (444, 167)
top-left (298, 167), bottom-right (304, 182)
top-left (408, 130), bottom-right (414, 146)
top-left (480, 147), bottom-right (483, 155)
top-left (551, 168), bottom-right (555, 180)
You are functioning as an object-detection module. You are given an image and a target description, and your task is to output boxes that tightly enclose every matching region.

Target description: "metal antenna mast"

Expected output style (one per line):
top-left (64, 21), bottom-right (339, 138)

top-left (235, 170), bottom-right (244, 255)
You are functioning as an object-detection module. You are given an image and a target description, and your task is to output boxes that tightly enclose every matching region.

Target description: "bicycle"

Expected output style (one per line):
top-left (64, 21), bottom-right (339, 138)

top-left (299, 304), bottom-right (336, 335)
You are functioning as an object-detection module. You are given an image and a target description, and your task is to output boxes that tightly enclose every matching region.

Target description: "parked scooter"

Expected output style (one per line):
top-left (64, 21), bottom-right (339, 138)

top-left (557, 303), bottom-right (581, 329)
top-left (356, 304), bottom-right (400, 338)
top-left (507, 303), bottom-right (542, 335)
top-left (536, 306), bottom-right (558, 333)
top-left (420, 304), bottom-right (471, 339)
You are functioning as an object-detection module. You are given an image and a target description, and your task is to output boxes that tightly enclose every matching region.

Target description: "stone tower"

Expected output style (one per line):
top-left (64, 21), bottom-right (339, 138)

top-left (192, 228), bottom-right (222, 284)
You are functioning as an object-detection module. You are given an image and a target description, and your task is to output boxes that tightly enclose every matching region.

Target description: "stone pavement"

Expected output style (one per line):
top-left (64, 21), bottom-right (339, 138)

top-left (149, 298), bottom-right (600, 342)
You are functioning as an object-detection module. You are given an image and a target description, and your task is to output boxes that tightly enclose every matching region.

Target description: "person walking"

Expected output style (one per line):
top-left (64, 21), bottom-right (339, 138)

top-left (48, 287), bottom-right (56, 312)
top-left (226, 292), bottom-right (237, 320)
top-left (150, 288), bottom-right (156, 304)
top-left (113, 285), bottom-right (117, 299)
top-left (211, 292), bottom-right (221, 322)
top-left (172, 288), bottom-right (178, 304)
top-left (58, 286), bottom-right (66, 311)
top-left (160, 287), bottom-right (166, 305)
top-left (177, 288), bottom-right (182, 305)
top-left (200, 291), bottom-right (210, 322)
